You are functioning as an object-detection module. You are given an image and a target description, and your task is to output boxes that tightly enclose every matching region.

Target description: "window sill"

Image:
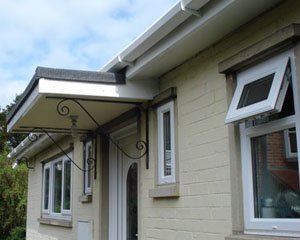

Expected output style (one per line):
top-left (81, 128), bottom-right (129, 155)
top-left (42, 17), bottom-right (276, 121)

top-left (225, 234), bottom-right (298, 240)
top-left (38, 217), bottom-right (72, 228)
top-left (149, 183), bottom-right (179, 198)
top-left (79, 194), bottom-right (92, 203)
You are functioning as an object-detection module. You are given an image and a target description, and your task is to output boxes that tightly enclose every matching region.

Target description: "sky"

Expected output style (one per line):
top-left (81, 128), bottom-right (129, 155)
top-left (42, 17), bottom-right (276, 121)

top-left (0, 0), bottom-right (178, 109)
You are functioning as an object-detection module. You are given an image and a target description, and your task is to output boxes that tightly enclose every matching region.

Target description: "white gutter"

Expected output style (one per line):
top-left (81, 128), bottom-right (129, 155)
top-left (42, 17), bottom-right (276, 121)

top-left (101, 0), bottom-right (210, 73)
top-left (7, 133), bottom-right (43, 159)
top-left (8, 133), bottom-right (63, 165)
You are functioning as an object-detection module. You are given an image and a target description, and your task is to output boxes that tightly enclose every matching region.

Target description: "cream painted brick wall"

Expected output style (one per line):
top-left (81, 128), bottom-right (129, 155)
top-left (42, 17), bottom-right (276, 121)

top-left (26, 137), bottom-right (101, 240)
top-left (139, 1), bottom-right (300, 240)
top-left (24, 1), bottom-right (300, 240)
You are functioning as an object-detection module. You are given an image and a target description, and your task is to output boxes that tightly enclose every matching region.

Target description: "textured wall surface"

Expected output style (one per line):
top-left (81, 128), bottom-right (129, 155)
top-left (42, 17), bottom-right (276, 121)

top-left (25, 1), bottom-right (300, 239)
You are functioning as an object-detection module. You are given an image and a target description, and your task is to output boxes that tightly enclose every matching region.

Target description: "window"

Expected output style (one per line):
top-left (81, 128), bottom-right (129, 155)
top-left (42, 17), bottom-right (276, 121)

top-left (284, 128), bottom-right (298, 160)
top-left (157, 101), bottom-right (176, 184)
top-left (42, 154), bottom-right (72, 218)
top-left (229, 50), bottom-right (300, 236)
top-left (225, 52), bottom-right (290, 124)
top-left (84, 140), bottom-right (93, 194)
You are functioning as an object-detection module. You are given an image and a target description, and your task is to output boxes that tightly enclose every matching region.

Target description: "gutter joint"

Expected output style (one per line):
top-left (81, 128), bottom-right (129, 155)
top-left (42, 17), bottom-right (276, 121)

top-left (180, 1), bottom-right (202, 17)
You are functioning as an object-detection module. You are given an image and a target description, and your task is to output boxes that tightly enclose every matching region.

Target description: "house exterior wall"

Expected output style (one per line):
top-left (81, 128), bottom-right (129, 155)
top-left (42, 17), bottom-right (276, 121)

top-left (26, 137), bottom-right (102, 240)
top-left (139, 1), bottom-right (300, 240)
top-left (24, 1), bottom-right (300, 240)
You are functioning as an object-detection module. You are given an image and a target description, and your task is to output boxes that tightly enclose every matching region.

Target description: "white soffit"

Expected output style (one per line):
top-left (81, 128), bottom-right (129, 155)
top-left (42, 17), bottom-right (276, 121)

top-left (181, 0), bottom-right (210, 10)
top-left (7, 78), bottom-right (158, 132)
top-left (101, 0), bottom-right (282, 80)
top-left (125, 0), bottom-right (282, 80)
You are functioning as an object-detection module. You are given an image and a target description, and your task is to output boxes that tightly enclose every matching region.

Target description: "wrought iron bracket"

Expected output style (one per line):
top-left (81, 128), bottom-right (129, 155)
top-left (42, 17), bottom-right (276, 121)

top-left (28, 128), bottom-right (95, 172)
top-left (15, 156), bottom-right (34, 169)
top-left (56, 98), bottom-right (148, 162)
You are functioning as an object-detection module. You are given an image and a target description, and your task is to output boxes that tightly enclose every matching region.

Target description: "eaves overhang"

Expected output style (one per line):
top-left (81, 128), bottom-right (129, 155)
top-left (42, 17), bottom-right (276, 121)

top-left (7, 67), bottom-right (158, 133)
top-left (8, 133), bottom-right (63, 163)
top-left (101, 0), bottom-right (283, 81)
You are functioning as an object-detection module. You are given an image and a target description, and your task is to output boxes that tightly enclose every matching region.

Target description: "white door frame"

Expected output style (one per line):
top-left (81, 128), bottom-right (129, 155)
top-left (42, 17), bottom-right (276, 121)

top-left (108, 123), bottom-right (138, 240)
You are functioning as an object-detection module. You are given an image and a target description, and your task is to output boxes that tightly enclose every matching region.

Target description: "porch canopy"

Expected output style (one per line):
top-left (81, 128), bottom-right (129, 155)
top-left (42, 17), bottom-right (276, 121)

top-left (7, 67), bottom-right (158, 134)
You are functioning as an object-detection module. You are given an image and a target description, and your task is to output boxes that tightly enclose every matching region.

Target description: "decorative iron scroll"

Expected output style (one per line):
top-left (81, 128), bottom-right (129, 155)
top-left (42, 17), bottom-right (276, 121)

top-left (19, 156), bottom-right (34, 169)
top-left (28, 128), bottom-right (95, 172)
top-left (56, 98), bottom-right (148, 160)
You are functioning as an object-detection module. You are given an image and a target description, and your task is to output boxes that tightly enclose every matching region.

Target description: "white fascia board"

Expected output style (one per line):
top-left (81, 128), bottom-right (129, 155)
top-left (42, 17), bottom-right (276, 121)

top-left (101, 1), bottom-right (211, 72)
top-left (7, 86), bottom-right (41, 132)
top-left (126, 0), bottom-right (235, 79)
top-left (39, 78), bottom-right (159, 101)
top-left (119, 3), bottom-right (189, 62)
top-left (182, 0), bottom-right (210, 10)
top-left (126, 0), bottom-right (280, 80)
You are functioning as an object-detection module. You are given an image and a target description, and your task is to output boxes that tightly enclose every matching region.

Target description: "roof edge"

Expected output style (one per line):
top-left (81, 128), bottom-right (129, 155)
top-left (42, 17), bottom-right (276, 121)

top-left (6, 67), bottom-right (126, 125)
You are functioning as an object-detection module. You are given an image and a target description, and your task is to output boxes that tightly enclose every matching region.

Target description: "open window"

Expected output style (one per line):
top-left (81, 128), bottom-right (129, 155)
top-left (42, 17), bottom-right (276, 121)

top-left (228, 50), bottom-right (300, 236)
top-left (225, 52), bottom-right (291, 124)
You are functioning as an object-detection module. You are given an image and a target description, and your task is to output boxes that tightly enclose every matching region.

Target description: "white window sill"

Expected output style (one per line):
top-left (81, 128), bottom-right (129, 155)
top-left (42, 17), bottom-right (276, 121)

top-left (149, 183), bottom-right (179, 198)
top-left (225, 234), bottom-right (298, 240)
top-left (38, 217), bottom-right (72, 228)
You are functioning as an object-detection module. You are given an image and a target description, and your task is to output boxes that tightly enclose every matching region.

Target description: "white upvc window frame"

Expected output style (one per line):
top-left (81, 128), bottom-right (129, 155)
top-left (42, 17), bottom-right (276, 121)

top-left (240, 116), bottom-right (300, 236)
top-left (84, 140), bottom-right (93, 195)
top-left (225, 51), bottom-right (290, 124)
top-left (157, 101), bottom-right (176, 184)
top-left (42, 153), bottom-right (72, 219)
top-left (237, 50), bottom-right (300, 237)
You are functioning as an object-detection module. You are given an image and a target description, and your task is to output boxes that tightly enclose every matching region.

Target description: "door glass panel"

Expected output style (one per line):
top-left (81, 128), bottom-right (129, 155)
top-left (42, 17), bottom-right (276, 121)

top-left (238, 74), bottom-right (274, 109)
top-left (53, 161), bottom-right (62, 213)
top-left (127, 163), bottom-right (138, 240)
top-left (251, 129), bottom-right (300, 218)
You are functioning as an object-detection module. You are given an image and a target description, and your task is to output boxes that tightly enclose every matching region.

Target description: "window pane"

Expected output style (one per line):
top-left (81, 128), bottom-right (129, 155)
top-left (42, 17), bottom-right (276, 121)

top-left (53, 161), bottom-right (62, 213)
top-left (87, 145), bottom-right (92, 188)
top-left (163, 111), bottom-right (171, 176)
top-left (288, 128), bottom-right (297, 153)
top-left (238, 74), bottom-right (274, 109)
top-left (251, 129), bottom-right (300, 219)
top-left (44, 168), bottom-right (50, 210)
top-left (63, 160), bottom-right (71, 210)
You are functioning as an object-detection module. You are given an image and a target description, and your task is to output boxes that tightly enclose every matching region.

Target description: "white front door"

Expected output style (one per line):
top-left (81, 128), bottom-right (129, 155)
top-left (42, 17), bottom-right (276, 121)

top-left (109, 124), bottom-right (139, 240)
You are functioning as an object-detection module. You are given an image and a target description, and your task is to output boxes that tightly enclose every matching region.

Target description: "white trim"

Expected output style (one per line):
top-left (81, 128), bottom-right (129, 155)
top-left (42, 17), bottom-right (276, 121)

top-left (42, 153), bottom-right (72, 220)
top-left (109, 123), bottom-right (138, 240)
top-left (39, 78), bottom-right (158, 101)
top-left (157, 101), bottom-right (176, 184)
top-left (225, 51), bottom-right (291, 124)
